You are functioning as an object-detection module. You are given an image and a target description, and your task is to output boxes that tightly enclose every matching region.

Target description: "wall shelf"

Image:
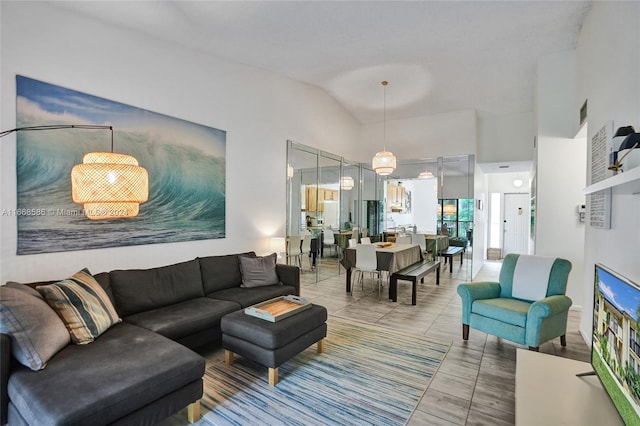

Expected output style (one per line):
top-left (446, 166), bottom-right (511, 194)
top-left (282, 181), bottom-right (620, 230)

top-left (583, 166), bottom-right (640, 195)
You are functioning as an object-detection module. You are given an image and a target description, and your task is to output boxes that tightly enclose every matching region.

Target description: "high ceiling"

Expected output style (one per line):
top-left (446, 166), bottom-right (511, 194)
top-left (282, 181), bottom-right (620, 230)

top-left (49, 1), bottom-right (592, 125)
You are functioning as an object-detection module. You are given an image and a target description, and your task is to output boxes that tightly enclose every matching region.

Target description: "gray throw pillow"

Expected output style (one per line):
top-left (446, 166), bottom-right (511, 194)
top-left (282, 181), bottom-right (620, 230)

top-left (0, 282), bottom-right (70, 370)
top-left (239, 253), bottom-right (280, 288)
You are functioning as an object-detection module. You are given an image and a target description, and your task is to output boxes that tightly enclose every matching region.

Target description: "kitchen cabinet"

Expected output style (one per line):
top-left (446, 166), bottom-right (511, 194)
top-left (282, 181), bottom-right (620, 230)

top-left (305, 187), bottom-right (339, 212)
top-left (306, 187), bottom-right (319, 212)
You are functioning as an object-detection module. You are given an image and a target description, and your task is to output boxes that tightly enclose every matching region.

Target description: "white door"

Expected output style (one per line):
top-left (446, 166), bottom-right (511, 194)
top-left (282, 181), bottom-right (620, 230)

top-left (503, 193), bottom-right (530, 255)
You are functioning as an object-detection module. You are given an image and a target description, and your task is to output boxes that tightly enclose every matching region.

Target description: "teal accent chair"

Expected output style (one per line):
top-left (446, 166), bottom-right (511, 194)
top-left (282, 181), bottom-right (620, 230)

top-left (457, 254), bottom-right (572, 351)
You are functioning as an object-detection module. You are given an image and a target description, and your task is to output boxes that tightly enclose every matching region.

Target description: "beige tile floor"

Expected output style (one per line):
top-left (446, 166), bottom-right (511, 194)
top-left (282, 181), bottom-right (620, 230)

top-left (166, 258), bottom-right (590, 425)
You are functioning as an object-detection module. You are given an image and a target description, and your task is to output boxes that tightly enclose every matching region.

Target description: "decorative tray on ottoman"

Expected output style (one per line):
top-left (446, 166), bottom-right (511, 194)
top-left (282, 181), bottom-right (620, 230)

top-left (244, 295), bottom-right (311, 322)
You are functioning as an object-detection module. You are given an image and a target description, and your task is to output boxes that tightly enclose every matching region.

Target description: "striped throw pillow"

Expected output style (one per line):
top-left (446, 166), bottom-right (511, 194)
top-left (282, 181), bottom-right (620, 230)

top-left (37, 269), bottom-right (121, 345)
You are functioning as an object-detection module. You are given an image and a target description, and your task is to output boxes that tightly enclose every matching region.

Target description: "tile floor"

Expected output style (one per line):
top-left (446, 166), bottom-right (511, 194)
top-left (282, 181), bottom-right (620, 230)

top-left (166, 258), bottom-right (590, 425)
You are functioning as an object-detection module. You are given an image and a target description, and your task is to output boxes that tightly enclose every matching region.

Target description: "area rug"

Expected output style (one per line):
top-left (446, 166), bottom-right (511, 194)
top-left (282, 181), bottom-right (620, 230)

top-left (199, 317), bottom-right (451, 426)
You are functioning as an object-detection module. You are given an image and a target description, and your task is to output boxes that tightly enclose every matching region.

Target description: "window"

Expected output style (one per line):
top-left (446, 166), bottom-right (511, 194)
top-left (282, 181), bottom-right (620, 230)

top-left (437, 198), bottom-right (473, 240)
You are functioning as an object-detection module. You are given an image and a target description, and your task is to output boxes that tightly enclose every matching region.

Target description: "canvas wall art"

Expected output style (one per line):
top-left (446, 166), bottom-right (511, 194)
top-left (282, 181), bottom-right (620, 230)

top-left (14, 75), bottom-right (226, 255)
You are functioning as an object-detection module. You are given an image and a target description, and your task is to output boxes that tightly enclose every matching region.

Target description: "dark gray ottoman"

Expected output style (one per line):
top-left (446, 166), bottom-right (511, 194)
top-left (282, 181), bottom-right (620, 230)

top-left (221, 304), bottom-right (328, 385)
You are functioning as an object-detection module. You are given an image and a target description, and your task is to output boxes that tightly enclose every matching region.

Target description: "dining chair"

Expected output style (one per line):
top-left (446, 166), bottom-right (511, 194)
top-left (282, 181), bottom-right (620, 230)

top-left (348, 238), bottom-right (357, 248)
top-left (323, 229), bottom-right (337, 257)
top-left (286, 235), bottom-right (302, 267)
top-left (353, 243), bottom-right (382, 298)
top-left (411, 233), bottom-right (427, 254)
top-left (360, 237), bottom-right (371, 244)
top-left (361, 228), bottom-right (368, 238)
top-left (301, 234), bottom-right (313, 269)
top-left (396, 235), bottom-right (411, 245)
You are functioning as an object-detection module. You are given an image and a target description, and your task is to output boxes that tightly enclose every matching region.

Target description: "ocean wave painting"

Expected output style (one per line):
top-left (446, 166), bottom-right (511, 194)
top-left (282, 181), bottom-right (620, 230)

top-left (14, 75), bottom-right (226, 255)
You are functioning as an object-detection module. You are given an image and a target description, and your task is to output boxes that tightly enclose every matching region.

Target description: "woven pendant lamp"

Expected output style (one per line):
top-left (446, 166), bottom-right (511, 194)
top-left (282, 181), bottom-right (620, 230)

top-left (372, 80), bottom-right (396, 176)
top-left (340, 176), bottom-right (354, 190)
top-left (71, 152), bottom-right (148, 220)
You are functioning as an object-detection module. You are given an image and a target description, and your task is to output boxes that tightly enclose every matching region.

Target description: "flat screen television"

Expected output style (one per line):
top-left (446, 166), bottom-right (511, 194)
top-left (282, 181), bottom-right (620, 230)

top-left (591, 263), bottom-right (640, 424)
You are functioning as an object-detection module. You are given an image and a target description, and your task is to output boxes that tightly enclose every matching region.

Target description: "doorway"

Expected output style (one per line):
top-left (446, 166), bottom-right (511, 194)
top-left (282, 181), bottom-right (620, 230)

top-left (503, 193), bottom-right (530, 255)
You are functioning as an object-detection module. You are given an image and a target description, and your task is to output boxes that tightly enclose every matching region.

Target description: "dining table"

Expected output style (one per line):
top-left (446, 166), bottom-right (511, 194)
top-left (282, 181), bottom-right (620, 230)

top-left (340, 243), bottom-right (423, 294)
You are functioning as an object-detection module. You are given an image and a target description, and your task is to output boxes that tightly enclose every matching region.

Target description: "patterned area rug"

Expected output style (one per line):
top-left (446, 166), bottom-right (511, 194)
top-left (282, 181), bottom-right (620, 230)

top-left (199, 317), bottom-right (451, 426)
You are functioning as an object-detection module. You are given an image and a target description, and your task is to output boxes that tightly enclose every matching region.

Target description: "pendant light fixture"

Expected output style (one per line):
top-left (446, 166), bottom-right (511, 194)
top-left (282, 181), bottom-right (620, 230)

top-left (71, 151), bottom-right (148, 220)
top-left (0, 125), bottom-right (148, 220)
top-left (340, 176), bottom-right (354, 190)
top-left (443, 203), bottom-right (457, 215)
top-left (372, 80), bottom-right (396, 175)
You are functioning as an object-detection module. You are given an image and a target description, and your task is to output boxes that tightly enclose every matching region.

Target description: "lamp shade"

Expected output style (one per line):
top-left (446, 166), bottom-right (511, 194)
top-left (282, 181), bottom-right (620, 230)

top-left (443, 203), bottom-right (456, 215)
top-left (71, 152), bottom-right (148, 220)
top-left (270, 237), bottom-right (286, 253)
top-left (372, 150), bottom-right (396, 175)
top-left (340, 176), bottom-right (354, 190)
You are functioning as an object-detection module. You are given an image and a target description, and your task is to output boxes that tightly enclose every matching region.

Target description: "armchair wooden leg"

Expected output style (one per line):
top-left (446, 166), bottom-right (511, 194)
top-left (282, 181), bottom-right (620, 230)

top-left (560, 335), bottom-right (567, 347)
top-left (529, 346), bottom-right (539, 352)
top-left (462, 324), bottom-right (469, 340)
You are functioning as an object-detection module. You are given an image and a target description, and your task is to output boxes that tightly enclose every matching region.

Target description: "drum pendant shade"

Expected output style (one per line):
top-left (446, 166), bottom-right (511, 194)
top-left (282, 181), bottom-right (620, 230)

top-left (71, 152), bottom-right (148, 220)
top-left (372, 81), bottom-right (396, 175)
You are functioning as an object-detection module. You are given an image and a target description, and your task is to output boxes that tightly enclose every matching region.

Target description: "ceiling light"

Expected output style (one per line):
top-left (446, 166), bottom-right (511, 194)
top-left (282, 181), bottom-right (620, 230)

top-left (340, 176), bottom-right (354, 190)
top-left (372, 80), bottom-right (396, 175)
top-left (418, 171), bottom-right (433, 179)
top-left (513, 178), bottom-right (523, 188)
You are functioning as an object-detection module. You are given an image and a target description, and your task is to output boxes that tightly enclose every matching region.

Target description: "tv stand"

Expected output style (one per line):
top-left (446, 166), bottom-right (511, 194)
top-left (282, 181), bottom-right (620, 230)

top-left (516, 349), bottom-right (623, 425)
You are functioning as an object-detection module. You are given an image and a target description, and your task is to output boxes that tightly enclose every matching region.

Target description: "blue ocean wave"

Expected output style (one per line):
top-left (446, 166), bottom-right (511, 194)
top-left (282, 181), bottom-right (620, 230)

top-left (16, 116), bottom-right (226, 254)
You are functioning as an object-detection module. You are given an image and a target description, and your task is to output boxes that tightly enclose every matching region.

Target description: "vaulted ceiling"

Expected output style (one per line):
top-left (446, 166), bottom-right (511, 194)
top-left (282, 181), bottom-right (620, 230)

top-left (49, 1), bottom-right (592, 125)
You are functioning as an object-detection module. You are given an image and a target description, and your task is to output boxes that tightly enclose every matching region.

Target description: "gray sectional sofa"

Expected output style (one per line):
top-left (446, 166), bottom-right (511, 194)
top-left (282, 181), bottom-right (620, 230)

top-left (0, 252), bottom-right (300, 426)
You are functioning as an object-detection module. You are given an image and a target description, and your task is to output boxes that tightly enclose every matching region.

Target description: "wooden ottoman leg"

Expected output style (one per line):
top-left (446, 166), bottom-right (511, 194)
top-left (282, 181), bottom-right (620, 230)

top-left (224, 349), bottom-right (234, 365)
top-left (269, 367), bottom-right (279, 386)
top-left (187, 401), bottom-right (201, 423)
top-left (317, 337), bottom-right (325, 353)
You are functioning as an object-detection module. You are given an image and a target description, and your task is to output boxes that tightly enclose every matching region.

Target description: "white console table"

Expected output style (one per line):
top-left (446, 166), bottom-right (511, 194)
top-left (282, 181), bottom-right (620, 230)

top-left (516, 349), bottom-right (623, 425)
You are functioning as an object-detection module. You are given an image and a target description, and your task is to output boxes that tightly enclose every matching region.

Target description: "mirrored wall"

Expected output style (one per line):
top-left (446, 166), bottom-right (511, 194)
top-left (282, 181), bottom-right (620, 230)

top-left (287, 140), bottom-right (474, 284)
top-left (286, 141), bottom-right (383, 283)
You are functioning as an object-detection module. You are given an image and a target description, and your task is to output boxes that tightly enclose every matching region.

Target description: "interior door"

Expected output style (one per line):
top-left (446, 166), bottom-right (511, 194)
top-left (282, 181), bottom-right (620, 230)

top-left (503, 193), bottom-right (530, 255)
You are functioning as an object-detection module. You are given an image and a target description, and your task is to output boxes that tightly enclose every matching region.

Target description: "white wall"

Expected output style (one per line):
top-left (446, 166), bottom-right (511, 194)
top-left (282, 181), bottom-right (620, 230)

top-left (477, 111), bottom-right (535, 163)
top-left (472, 165), bottom-right (488, 279)
top-left (359, 109), bottom-right (477, 163)
top-left (0, 2), bottom-right (360, 283)
top-left (575, 1), bottom-right (640, 340)
top-left (536, 136), bottom-right (587, 309)
top-left (535, 48), bottom-right (587, 311)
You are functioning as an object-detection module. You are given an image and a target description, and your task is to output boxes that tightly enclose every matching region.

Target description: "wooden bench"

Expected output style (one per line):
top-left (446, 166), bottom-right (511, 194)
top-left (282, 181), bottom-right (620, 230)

top-left (440, 246), bottom-right (464, 273)
top-left (389, 260), bottom-right (440, 305)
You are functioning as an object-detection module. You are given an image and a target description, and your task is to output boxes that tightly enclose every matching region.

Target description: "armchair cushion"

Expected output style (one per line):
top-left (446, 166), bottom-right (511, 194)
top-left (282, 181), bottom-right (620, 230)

top-left (472, 298), bottom-right (531, 328)
top-left (457, 282), bottom-right (501, 323)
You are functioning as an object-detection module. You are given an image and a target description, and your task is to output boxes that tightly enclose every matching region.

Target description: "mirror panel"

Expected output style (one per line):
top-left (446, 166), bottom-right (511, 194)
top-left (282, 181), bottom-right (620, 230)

top-left (287, 141), bottom-right (474, 284)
